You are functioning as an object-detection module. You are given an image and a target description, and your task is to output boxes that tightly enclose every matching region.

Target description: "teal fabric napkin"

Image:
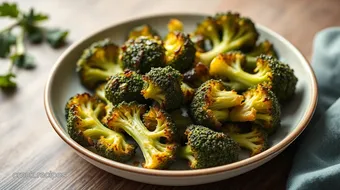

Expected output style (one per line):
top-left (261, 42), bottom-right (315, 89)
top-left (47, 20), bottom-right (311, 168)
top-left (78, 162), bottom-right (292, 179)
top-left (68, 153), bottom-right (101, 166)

top-left (288, 27), bottom-right (340, 190)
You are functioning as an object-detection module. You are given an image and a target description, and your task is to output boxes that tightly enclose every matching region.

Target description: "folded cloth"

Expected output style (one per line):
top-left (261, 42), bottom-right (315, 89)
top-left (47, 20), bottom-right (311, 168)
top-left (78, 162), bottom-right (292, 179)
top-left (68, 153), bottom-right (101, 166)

top-left (288, 27), bottom-right (340, 190)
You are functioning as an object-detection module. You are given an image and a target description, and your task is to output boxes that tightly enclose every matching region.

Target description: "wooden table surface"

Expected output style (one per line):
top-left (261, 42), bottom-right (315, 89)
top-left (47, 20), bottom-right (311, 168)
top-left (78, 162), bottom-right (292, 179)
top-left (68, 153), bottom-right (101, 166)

top-left (1, 0), bottom-right (340, 189)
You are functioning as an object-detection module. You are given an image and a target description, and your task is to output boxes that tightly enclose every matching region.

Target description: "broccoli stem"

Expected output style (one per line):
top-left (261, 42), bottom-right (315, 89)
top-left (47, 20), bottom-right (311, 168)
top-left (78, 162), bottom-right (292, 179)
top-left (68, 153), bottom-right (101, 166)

top-left (96, 86), bottom-right (112, 106)
top-left (229, 133), bottom-right (261, 151)
top-left (79, 102), bottom-right (125, 144)
top-left (199, 42), bottom-right (235, 65)
top-left (178, 145), bottom-right (196, 166)
top-left (222, 81), bottom-right (249, 91)
top-left (142, 83), bottom-right (165, 104)
top-left (210, 34), bottom-right (220, 47)
top-left (210, 97), bottom-right (237, 109)
top-left (108, 63), bottom-right (122, 75)
top-left (221, 23), bottom-right (235, 43)
top-left (82, 120), bottom-right (131, 153)
top-left (217, 63), bottom-right (268, 87)
top-left (212, 110), bottom-right (229, 122)
top-left (245, 56), bottom-right (257, 70)
top-left (83, 127), bottom-right (112, 139)
top-left (228, 33), bottom-right (255, 49)
top-left (199, 25), bottom-right (254, 65)
top-left (96, 88), bottom-right (107, 102)
top-left (95, 59), bottom-right (122, 76)
top-left (114, 111), bottom-right (167, 168)
top-left (84, 68), bottom-right (114, 81)
top-left (210, 90), bottom-right (243, 109)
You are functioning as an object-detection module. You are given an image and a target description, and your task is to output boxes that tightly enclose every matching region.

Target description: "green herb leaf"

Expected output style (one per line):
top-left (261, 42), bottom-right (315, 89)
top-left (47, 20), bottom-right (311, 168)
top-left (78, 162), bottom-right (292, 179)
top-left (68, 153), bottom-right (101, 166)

top-left (27, 27), bottom-right (44, 44)
top-left (20, 8), bottom-right (48, 34)
top-left (24, 8), bottom-right (48, 22)
top-left (0, 2), bottom-right (19, 18)
top-left (0, 73), bottom-right (16, 89)
top-left (29, 9), bottom-right (48, 22)
top-left (0, 32), bottom-right (16, 58)
top-left (11, 54), bottom-right (35, 69)
top-left (21, 8), bottom-right (48, 24)
top-left (46, 29), bottom-right (68, 48)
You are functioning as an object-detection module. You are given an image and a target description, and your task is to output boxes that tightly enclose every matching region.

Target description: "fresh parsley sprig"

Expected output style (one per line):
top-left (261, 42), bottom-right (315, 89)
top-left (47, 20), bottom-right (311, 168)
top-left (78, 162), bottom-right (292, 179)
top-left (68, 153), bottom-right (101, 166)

top-left (0, 2), bottom-right (69, 90)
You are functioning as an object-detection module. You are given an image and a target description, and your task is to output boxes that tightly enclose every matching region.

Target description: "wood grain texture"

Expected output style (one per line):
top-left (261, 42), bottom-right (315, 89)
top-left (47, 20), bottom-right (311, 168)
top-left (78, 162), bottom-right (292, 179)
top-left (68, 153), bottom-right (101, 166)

top-left (1, 0), bottom-right (339, 189)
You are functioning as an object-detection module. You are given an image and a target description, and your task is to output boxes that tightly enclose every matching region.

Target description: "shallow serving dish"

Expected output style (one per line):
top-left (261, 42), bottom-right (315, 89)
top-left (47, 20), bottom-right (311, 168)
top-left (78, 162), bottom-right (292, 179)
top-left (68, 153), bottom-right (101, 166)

top-left (44, 13), bottom-right (318, 186)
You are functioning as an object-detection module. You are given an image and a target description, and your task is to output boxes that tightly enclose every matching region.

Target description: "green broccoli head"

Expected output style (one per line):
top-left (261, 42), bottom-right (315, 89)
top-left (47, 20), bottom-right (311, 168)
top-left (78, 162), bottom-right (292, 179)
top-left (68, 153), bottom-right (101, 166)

top-left (164, 31), bottom-right (196, 73)
top-left (257, 55), bottom-right (298, 102)
top-left (127, 24), bottom-right (160, 40)
top-left (179, 125), bottom-right (239, 169)
top-left (222, 123), bottom-right (268, 156)
top-left (141, 66), bottom-right (184, 110)
top-left (104, 70), bottom-right (146, 105)
top-left (190, 79), bottom-right (244, 130)
top-left (229, 84), bottom-right (281, 133)
top-left (209, 52), bottom-right (298, 102)
top-left (181, 82), bottom-right (196, 104)
top-left (107, 101), bottom-right (178, 169)
top-left (76, 39), bottom-right (123, 90)
top-left (183, 62), bottom-right (210, 88)
top-left (195, 12), bottom-right (259, 65)
top-left (121, 36), bottom-right (165, 74)
top-left (66, 93), bottom-right (135, 162)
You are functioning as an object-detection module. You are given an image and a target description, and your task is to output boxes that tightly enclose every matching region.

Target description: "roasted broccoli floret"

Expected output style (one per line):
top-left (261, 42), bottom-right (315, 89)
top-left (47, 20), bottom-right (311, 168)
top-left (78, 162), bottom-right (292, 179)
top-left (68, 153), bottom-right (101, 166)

top-left (192, 16), bottom-right (220, 53)
top-left (183, 62), bottom-right (210, 88)
top-left (195, 12), bottom-right (258, 65)
top-left (104, 70), bottom-right (145, 105)
top-left (66, 93), bottom-right (135, 162)
top-left (190, 79), bottom-right (244, 130)
top-left (229, 84), bottom-right (281, 133)
top-left (170, 108), bottom-right (193, 143)
top-left (181, 82), bottom-right (195, 104)
top-left (127, 24), bottom-right (160, 40)
top-left (167, 19), bottom-right (184, 32)
top-left (121, 36), bottom-right (165, 74)
top-left (76, 39), bottom-right (123, 89)
top-left (209, 52), bottom-right (298, 102)
top-left (179, 125), bottom-right (239, 169)
top-left (245, 40), bottom-right (278, 70)
top-left (141, 66), bottom-right (183, 110)
top-left (107, 102), bottom-right (178, 169)
top-left (94, 84), bottom-right (114, 123)
top-left (164, 31), bottom-right (196, 73)
top-left (222, 123), bottom-right (268, 156)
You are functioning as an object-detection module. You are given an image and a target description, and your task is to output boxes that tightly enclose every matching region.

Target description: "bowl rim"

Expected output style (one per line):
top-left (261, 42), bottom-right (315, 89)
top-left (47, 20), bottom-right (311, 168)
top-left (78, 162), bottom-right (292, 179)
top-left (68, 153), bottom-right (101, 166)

top-left (44, 12), bottom-right (318, 177)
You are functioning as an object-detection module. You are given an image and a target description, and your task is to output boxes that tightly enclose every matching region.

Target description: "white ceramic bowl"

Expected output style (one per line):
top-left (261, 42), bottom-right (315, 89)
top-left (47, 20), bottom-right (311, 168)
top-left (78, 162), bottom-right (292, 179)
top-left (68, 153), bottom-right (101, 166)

top-left (44, 13), bottom-right (317, 186)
